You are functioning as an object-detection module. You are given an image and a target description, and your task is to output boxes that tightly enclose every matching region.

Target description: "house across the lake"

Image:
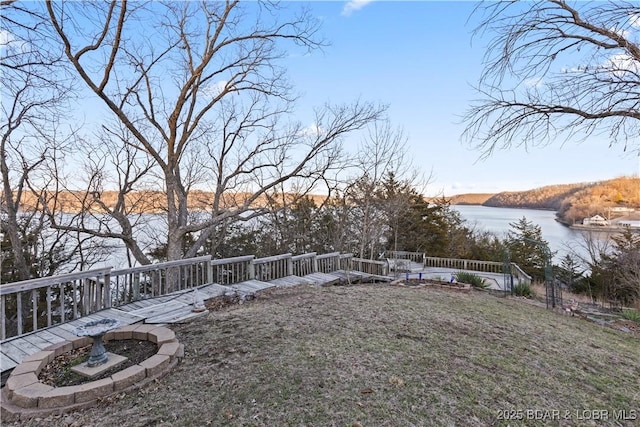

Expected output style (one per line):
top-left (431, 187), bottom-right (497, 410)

top-left (611, 213), bottom-right (640, 229)
top-left (582, 214), bottom-right (608, 226)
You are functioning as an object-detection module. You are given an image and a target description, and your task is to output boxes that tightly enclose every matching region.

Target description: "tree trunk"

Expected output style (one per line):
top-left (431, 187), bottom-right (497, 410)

top-left (1, 158), bottom-right (30, 281)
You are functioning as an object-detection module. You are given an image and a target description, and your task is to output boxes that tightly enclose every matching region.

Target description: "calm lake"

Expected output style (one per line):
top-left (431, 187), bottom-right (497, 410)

top-left (451, 205), bottom-right (605, 261)
top-left (95, 206), bottom-right (603, 269)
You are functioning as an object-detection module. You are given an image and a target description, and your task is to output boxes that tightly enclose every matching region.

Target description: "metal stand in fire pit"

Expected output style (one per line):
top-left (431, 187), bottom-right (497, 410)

top-left (75, 318), bottom-right (120, 367)
top-left (72, 318), bottom-right (127, 378)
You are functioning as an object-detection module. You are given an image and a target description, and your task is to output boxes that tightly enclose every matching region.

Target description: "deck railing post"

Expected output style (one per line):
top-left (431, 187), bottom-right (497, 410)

top-left (82, 278), bottom-right (89, 317)
top-left (16, 292), bottom-right (22, 336)
top-left (286, 255), bottom-right (293, 276)
top-left (1, 295), bottom-right (5, 340)
top-left (46, 287), bottom-right (52, 327)
top-left (133, 273), bottom-right (140, 301)
top-left (31, 289), bottom-right (37, 333)
top-left (104, 272), bottom-right (112, 309)
top-left (62, 284), bottom-right (68, 323)
top-left (207, 261), bottom-right (213, 285)
top-left (248, 258), bottom-right (255, 279)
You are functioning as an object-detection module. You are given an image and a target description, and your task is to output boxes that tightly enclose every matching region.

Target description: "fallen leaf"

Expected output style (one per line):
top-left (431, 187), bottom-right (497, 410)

top-left (360, 388), bottom-right (374, 394)
top-left (388, 375), bottom-right (404, 387)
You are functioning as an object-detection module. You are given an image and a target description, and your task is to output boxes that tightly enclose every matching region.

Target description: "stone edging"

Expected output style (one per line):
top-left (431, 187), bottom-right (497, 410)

top-left (0, 324), bottom-right (183, 422)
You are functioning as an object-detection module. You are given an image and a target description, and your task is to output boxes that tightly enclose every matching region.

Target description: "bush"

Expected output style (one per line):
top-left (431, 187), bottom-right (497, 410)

top-left (621, 310), bottom-right (640, 323)
top-left (455, 271), bottom-right (489, 289)
top-left (513, 283), bottom-right (533, 298)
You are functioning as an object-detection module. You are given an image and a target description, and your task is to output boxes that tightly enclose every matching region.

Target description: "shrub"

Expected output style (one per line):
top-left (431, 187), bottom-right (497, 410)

top-left (621, 310), bottom-right (640, 323)
top-left (513, 283), bottom-right (533, 298)
top-left (455, 271), bottom-right (489, 289)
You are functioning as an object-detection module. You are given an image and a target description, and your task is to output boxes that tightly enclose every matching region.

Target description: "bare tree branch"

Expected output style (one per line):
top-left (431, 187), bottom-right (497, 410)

top-left (464, 0), bottom-right (640, 157)
top-left (38, 0), bottom-right (379, 279)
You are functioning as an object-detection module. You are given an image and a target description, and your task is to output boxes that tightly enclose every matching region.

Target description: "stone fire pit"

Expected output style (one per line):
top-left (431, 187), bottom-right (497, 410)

top-left (1, 324), bottom-right (184, 422)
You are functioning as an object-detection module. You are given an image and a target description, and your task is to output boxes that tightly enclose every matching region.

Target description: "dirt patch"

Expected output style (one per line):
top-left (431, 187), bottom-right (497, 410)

top-left (607, 319), bottom-right (640, 337)
top-left (12, 284), bottom-right (640, 427)
top-left (204, 292), bottom-right (247, 311)
top-left (38, 339), bottom-right (157, 387)
top-left (399, 278), bottom-right (470, 289)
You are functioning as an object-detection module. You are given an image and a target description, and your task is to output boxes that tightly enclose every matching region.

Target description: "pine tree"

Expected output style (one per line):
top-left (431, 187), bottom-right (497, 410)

top-left (555, 254), bottom-right (585, 292)
top-left (506, 217), bottom-right (551, 280)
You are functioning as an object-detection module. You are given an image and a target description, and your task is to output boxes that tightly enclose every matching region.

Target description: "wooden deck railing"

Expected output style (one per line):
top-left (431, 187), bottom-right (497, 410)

top-left (109, 256), bottom-right (212, 306)
top-left (424, 256), bottom-right (503, 273)
top-left (385, 251), bottom-right (425, 264)
top-left (253, 253), bottom-right (293, 281)
top-left (351, 258), bottom-right (388, 276)
top-left (317, 252), bottom-right (340, 273)
top-left (1, 250), bottom-right (532, 341)
top-left (291, 252), bottom-right (317, 276)
top-left (508, 263), bottom-right (532, 285)
top-left (339, 253), bottom-right (353, 271)
top-left (210, 255), bottom-right (255, 285)
top-left (0, 268), bottom-right (112, 340)
top-left (424, 256), bottom-right (532, 285)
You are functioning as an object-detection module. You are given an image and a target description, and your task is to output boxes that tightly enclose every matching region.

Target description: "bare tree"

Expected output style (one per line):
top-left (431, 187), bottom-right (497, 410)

top-left (40, 1), bottom-right (383, 276)
top-left (350, 122), bottom-right (408, 259)
top-left (0, 2), bottom-right (80, 280)
top-left (463, 0), bottom-right (640, 157)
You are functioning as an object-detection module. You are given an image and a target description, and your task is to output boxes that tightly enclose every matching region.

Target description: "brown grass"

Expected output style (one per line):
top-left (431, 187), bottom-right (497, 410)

top-left (11, 285), bottom-right (640, 427)
top-left (530, 283), bottom-right (596, 306)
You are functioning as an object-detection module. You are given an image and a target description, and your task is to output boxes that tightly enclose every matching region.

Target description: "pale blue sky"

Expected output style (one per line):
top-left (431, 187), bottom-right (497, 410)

top-left (283, 1), bottom-right (638, 196)
top-left (13, 1), bottom-right (633, 197)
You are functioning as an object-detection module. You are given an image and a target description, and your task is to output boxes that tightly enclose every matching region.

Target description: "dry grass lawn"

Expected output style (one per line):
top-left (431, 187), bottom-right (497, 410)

top-left (13, 284), bottom-right (640, 427)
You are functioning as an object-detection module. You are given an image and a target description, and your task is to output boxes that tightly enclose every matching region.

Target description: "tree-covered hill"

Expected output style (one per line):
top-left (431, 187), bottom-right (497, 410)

top-left (482, 183), bottom-right (585, 210)
top-left (448, 176), bottom-right (640, 224)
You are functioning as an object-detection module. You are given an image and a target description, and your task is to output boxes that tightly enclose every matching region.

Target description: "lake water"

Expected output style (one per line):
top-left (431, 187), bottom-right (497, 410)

top-left (451, 205), bottom-right (607, 262)
top-left (91, 206), bottom-right (604, 270)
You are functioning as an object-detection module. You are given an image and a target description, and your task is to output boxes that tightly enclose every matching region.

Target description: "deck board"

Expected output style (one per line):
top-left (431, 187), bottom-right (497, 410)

top-left (30, 329), bottom-right (68, 346)
top-left (269, 275), bottom-right (313, 288)
top-left (231, 280), bottom-right (275, 294)
top-left (44, 326), bottom-right (78, 341)
top-left (172, 284), bottom-right (227, 305)
top-left (0, 351), bottom-right (18, 372)
top-left (1, 341), bottom-right (31, 366)
top-left (21, 333), bottom-right (58, 351)
top-left (144, 307), bottom-right (208, 324)
top-left (330, 270), bottom-right (366, 284)
top-left (129, 300), bottom-right (189, 318)
top-left (303, 272), bottom-right (341, 286)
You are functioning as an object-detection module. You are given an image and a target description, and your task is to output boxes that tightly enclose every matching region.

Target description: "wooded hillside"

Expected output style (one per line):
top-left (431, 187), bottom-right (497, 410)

top-left (449, 176), bottom-right (640, 224)
top-left (446, 193), bottom-right (495, 205)
top-left (5, 191), bottom-right (330, 214)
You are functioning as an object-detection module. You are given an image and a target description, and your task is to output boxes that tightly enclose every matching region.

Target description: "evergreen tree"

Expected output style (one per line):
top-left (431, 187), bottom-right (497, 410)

top-left (555, 254), bottom-right (585, 293)
top-left (506, 217), bottom-right (551, 280)
top-left (465, 229), bottom-right (507, 262)
top-left (595, 228), bottom-right (640, 306)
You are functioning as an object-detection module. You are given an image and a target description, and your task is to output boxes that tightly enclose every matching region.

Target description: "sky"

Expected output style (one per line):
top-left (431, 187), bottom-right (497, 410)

top-left (5, 1), bottom-right (636, 198)
top-left (279, 1), bottom-right (639, 196)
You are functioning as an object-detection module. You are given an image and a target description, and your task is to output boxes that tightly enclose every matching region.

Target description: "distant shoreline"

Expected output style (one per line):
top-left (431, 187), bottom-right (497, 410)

top-left (569, 224), bottom-right (640, 232)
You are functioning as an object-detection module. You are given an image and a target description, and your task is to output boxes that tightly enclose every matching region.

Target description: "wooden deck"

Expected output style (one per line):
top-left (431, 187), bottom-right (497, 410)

top-left (0, 274), bottom-right (363, 384)
top-left (1, 251), bottom-right (535, 387)
top-left (1, 282), bottom-right (232, 383)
